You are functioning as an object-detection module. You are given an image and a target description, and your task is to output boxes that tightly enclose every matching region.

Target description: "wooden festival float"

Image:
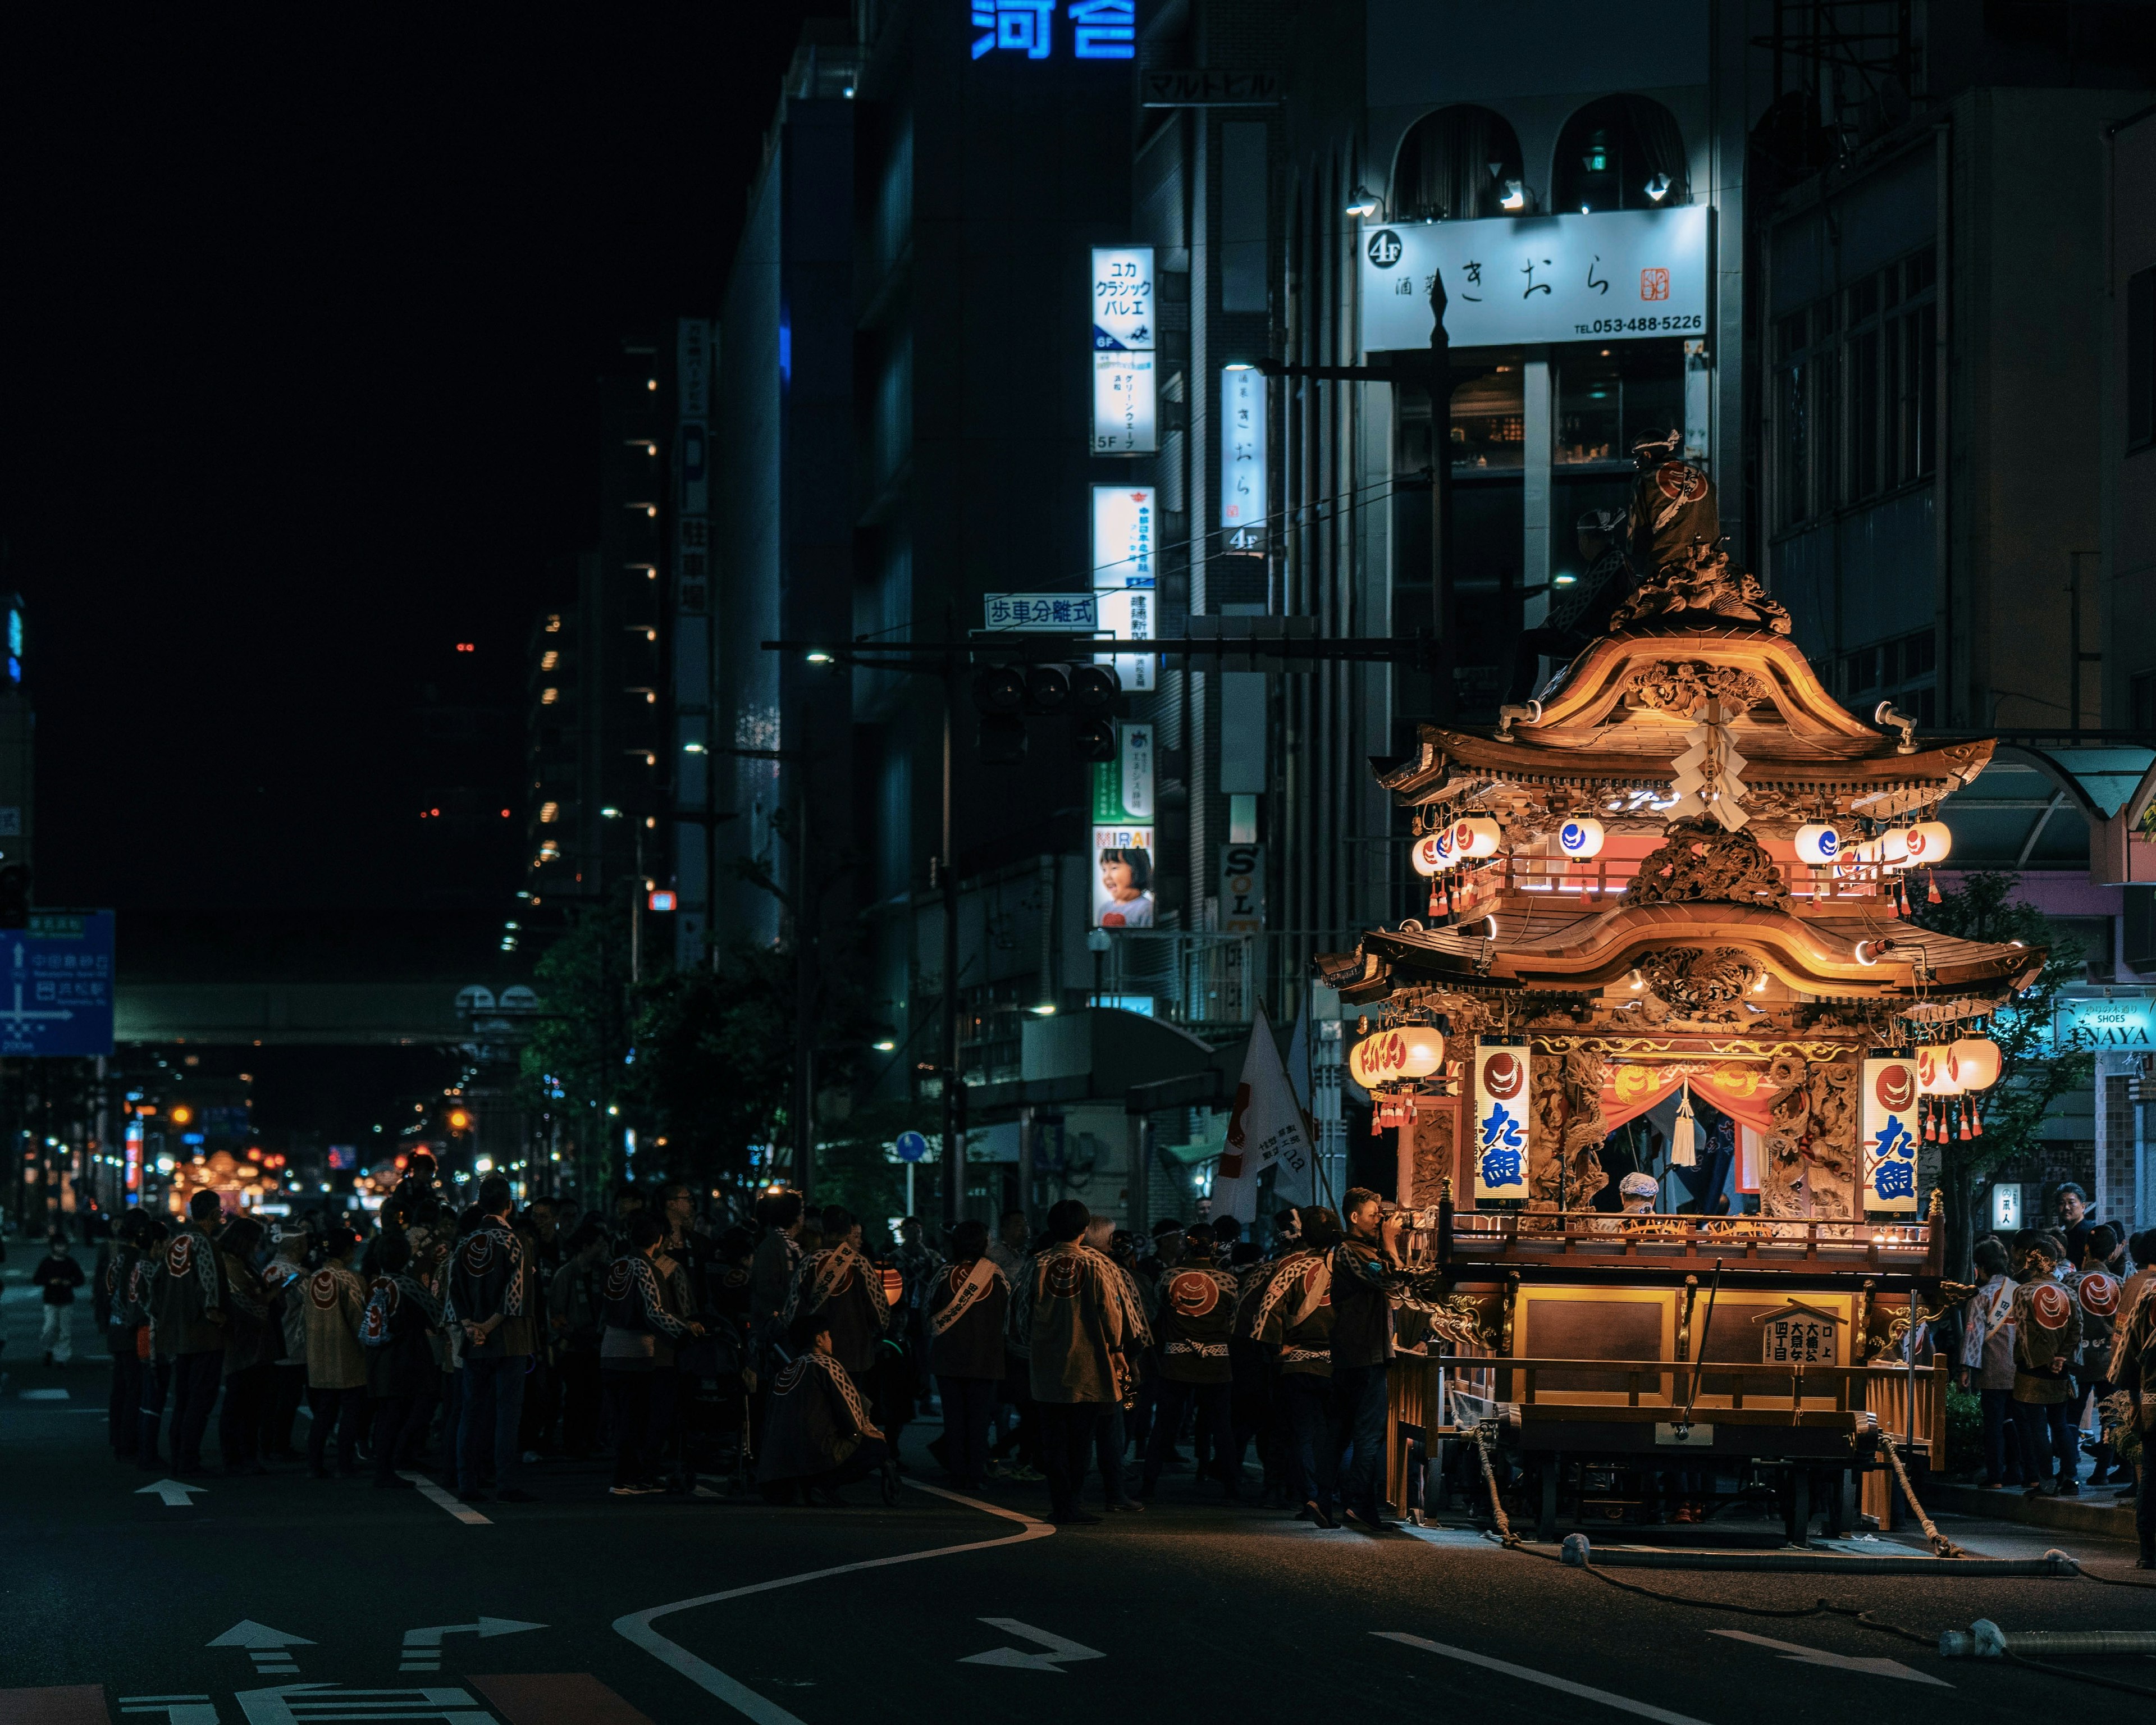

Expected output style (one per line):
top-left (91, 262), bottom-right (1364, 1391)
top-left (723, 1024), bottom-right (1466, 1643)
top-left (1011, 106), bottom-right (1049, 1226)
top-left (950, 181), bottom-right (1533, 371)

top-left (1317, 523), bottom-right (2035, 1543)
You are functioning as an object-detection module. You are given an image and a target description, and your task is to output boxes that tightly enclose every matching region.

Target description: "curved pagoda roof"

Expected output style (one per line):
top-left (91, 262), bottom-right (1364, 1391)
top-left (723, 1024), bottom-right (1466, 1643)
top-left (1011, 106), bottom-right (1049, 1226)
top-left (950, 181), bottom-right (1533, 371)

top-left (1322, 622), bottom-right (2039, 1023)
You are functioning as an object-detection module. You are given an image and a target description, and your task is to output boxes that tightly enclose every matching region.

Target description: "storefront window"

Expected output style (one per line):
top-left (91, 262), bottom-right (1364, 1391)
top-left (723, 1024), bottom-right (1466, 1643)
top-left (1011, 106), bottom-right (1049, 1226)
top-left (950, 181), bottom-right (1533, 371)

top-left (1451, 366), bottom-right (1523, 471)
top-left (1556, 343), bottom-right (1682, 467)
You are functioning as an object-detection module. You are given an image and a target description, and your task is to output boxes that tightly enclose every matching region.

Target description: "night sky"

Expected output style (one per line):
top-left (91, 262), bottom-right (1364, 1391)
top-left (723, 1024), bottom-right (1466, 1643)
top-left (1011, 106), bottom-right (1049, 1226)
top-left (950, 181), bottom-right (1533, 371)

top-left (2, 8), bottom-right (838, 916)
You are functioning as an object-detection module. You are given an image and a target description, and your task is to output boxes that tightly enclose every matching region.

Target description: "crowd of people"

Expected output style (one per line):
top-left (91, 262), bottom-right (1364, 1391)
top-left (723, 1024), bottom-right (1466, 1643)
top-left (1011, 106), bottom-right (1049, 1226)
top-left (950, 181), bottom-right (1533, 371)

top-left (68, 1160), bottom-right (1447, 1528)
top-left (1952, 1189), bottom-right (2154, 1562)
top-left (56, 1163), bottom-right (2154, 1560)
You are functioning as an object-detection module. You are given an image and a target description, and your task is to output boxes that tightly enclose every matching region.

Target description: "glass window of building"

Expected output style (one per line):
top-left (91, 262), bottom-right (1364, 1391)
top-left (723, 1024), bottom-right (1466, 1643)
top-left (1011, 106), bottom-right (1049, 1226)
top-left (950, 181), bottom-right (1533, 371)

top-left (1552, 95), bottom-right (1689, 214)
top-left (1556, 341), bottom-right (1683, 467)
top-left (1392, 104), bottom-right (1524, 223)
top-left (1451, 364), bottom-right (1524, 471)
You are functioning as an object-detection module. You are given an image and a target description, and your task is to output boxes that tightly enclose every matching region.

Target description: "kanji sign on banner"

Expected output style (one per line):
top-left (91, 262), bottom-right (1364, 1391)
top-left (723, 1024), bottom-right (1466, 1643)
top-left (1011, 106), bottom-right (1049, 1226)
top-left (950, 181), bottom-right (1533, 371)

top-left (1472, 1039), bottom-right (1533, 1202)
top-left (1860, 1055), bottom-right (1920, 1213)
top-left (1210, 1003), bottom-right (1315, 1223)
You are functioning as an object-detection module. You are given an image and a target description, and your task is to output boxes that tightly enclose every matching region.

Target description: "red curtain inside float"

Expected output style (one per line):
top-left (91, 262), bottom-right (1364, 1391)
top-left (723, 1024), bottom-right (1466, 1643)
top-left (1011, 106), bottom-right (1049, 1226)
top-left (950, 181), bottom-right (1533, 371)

top-left (1599, 1062), bottom-right (1782, 1135)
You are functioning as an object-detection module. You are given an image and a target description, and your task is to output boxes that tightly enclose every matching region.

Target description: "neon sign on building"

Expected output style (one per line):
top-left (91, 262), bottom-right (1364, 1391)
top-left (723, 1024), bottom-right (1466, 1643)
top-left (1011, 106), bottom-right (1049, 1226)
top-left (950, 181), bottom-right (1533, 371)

top-left (971, 1), bottom-right (1135, 61)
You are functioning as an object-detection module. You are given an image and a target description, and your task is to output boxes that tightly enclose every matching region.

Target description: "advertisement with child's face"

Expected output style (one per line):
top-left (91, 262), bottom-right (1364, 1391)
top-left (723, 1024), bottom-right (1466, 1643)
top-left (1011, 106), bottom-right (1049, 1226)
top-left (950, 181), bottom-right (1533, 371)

top-left (1094, 827), bottom-right (1154, 928)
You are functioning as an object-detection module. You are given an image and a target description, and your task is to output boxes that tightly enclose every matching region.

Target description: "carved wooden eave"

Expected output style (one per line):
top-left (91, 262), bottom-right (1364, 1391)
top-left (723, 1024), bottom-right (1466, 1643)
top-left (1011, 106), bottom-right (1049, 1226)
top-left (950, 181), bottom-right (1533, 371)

top-left (1378, 727), bottom-right (1993, 811)
top-left (1323, 901), bottom-right (2042, 1008)
top-left (1371, 627), bottom-right (1994, 811)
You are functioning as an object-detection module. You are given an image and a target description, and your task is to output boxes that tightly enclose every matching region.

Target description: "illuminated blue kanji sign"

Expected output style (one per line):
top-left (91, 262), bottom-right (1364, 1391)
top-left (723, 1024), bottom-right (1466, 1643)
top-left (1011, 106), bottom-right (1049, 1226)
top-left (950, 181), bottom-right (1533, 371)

top-left (1873, 1157), bottom-right (1915, 1202)
top-left (971, 0), bottom-right (1134, 61)
top-left (1478, 1102), bottom-right (1524, 1192)
top-left (1870, 1117), bottom-right (1914, 1163)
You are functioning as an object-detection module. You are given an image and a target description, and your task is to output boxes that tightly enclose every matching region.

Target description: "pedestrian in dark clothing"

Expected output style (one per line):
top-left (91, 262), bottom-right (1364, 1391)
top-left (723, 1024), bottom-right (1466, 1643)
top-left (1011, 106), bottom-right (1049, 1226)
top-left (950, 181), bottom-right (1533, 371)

top-left (927, 1220), bottom-right (1008, 1491)
top-left (34, 1233), bottom-right (86, 1365)
top-left (445, 1176), bottom-right (535, 1503)
top-left (601, 1212), bottom-right (702, 1496)
top-left (1246, 1206), bottom-right (1344, 1525)
top-left (1331, 1188), bottom-right (1414, 1531)
top-left (2009, 1230), bottom-right (2082, 1497)
top-left (216, 1217), bottom-right (276, 1475)
top-left (1141, 1228), bottom-right (1239, 1500)
top-left (362, 1230), bottom-right (442, 1488)
top-left (99, 1212), bottom-right (153, 1459)
top-left (1011, 1199), bottom-right (1144, 1525)
top-left (257, 1220), bottom-right (312, 1462)
top-left (758, 1311), bottom-right (889, 1505)
top-left (147, 1191), bottom-right (229, 1475)
top-left (303, 1226), bottom-right (369, 1479)
top-left (1959, 1236), bottom-right (2020, 1487)
top-left (549, 1219), bottom-right (610, 1458)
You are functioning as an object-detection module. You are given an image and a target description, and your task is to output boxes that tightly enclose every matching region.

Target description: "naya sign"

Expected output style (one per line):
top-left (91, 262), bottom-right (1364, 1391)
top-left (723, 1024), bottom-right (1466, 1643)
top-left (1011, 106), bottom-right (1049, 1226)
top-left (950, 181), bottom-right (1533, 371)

top-left (2055, 998), bottom-right (2155, 1049)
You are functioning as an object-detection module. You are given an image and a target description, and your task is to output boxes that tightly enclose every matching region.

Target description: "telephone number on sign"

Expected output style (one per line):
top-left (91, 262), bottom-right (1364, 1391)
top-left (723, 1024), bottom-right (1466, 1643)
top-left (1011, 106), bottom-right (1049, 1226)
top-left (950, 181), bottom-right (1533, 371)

top-left (1574, 313), bottom-right (1705, 335)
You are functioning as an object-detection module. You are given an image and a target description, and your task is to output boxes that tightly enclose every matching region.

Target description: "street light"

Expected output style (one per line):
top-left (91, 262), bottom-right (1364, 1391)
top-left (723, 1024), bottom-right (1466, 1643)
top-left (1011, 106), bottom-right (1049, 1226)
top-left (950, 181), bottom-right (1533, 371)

top-left (1344, 184), bottom-right (1381, 219)
top-left (805, 650), bottom-right (834, 664)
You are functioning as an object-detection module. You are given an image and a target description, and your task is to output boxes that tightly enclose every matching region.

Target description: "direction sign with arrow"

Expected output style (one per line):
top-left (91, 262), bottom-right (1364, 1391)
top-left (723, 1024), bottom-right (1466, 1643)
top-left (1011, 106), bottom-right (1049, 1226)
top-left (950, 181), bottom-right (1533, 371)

top-left (959, 1618), bottom-right (1105, 1672)
top-left (399, 1615), bottom-right (546, 1672)
top-left (136, 1478), bottom-right (207, 1508)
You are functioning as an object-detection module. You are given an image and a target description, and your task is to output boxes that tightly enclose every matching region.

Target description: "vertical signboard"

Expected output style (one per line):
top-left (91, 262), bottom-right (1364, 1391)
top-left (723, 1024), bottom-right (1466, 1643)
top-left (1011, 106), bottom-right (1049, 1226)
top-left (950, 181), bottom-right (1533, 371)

top-left (1218, 843), bottom-right (1264, 934)
top-left (674, 317), bottom-right (715, 969)
top-left (1220, 367), bottom-right (1267, 553)
top-left (1091, 723), bottom-right (1154, 929)
top-left (1092, 247), bottom-right (1156, 453)
top-left (1090, 484), bottom-right (1157, 692)
top-left (1472, 1039), bottom-right (1532, 1203)
top-left (1861, 1054), bottom-right (1920, 1212)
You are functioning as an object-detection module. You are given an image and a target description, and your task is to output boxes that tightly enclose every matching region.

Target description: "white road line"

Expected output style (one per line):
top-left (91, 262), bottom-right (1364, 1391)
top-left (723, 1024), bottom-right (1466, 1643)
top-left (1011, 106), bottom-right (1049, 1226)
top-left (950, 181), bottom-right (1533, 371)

top-left (614, 1480), bottom-right (1054, 1725)
top-left (1374, 1632), bottom-right (1718, 1725)
top-left (399, 1471), bottom-right (492, 1526)
top-left (1709, 1628), bottom-right (1950, 1685)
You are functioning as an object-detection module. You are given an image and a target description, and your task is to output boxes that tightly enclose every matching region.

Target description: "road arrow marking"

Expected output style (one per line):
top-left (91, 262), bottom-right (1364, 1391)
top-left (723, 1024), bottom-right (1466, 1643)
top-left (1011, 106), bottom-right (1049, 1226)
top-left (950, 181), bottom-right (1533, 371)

top-left (209, 1620), bottom-right (314, 1677)
top-left (234, 1685), bottom-right (486, 1724)
top-left (399, 1616), bottom-right (546, 1673)
top-left (959, 1618), bottom-right (1104, 1672)
top-left (1375, 1633), bottom-right (1714, 1725)
top-left (1709, 1630), bottom-right (1950, 1686)
top-left (136, 1478), bottom-right (207, 1508)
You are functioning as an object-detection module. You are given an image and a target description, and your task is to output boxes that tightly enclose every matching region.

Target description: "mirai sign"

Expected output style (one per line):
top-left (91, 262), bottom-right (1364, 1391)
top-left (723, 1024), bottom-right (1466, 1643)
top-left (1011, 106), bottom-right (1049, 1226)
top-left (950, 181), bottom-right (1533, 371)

top-left (971, 1), bottom-right (1135, 61)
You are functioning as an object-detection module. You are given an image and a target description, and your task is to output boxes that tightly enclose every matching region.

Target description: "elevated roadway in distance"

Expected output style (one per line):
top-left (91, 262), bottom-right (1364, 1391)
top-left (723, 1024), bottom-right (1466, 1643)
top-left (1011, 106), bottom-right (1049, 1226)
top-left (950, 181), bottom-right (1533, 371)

top-left (112, 907), bottom-right (537, 1046)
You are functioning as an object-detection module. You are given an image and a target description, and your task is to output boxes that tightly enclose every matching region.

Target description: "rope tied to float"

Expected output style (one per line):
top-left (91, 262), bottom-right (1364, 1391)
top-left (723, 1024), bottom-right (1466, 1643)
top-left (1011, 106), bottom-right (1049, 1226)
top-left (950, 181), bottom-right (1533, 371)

top-left (1470, 1422), bottom-right (1522, 1549)
top-left (1878, 1434), bottom-right (1967, 1559)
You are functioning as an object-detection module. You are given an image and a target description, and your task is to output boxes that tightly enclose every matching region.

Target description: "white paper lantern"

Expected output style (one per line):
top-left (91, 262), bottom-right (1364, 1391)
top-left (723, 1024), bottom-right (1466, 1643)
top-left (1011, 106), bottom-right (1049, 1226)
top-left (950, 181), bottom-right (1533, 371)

top-left (1412, 833), bottom-right (1444, 877)
top-left (1452, 816), bottom-right (1501, 860)
top-left (1916, 1043), bottom-right (1964, 1096)
top-left (1901, 821), bottom-right (1953, 865)
top-left (1948, 1037), bottom-right (2001, 1090)
top-left (1348, 1026), bottom-right (1446, 1088)
top-left (1794, 823), bottom-right (1841, 865)
top-left (1555, 816), bottom-right (1605, 859)
top-left (1878, 828), bottom-right (1910, 866)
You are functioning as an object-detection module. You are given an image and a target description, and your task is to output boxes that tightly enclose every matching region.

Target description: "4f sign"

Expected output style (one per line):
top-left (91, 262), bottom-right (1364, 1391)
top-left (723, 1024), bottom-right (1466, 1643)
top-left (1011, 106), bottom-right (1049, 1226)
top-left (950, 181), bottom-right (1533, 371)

top-left (1366, 229), bottom-right (1403, 269)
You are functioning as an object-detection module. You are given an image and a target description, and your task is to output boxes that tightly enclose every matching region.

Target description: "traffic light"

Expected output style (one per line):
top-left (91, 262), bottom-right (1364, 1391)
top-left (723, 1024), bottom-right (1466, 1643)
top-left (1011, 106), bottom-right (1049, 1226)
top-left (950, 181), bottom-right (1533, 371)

top-left (0, 864), bottom-right (29, 929)
top-left (971, 662), bottom-right (1121, 764)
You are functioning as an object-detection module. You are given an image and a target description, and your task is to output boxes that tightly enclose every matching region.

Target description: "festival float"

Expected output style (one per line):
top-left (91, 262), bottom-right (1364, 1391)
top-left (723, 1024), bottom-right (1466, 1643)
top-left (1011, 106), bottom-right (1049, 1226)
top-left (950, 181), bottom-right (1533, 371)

top-left (1318, 465), bottom-right (2036, 1544)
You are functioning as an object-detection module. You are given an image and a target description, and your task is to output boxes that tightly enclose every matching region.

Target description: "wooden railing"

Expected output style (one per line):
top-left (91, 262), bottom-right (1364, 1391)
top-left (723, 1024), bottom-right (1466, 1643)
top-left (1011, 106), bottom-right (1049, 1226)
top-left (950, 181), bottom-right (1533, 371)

top-left (1430, 1210), bottom-right (1938, 1275)
top-left (1442, 852), bottom-right (1901, 909)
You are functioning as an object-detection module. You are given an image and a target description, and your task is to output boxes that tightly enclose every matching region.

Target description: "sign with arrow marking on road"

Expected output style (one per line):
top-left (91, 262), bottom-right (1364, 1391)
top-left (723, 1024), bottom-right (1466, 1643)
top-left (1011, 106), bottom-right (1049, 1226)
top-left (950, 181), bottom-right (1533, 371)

top-left (209, 1620), bottom-right (314, 1678)
top-left (136, 1478), bottom-right (207, 1508)
top-left (399, 1615), bottom-right (546, 1673)
top-left (960, 1618), bottom-right (1104, 1672)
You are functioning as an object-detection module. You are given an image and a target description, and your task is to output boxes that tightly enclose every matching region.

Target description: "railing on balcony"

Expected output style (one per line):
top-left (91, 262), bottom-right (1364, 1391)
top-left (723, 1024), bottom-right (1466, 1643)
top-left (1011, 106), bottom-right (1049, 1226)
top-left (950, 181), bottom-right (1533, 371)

top-left (1441, 851), bottom-right (1901, 908)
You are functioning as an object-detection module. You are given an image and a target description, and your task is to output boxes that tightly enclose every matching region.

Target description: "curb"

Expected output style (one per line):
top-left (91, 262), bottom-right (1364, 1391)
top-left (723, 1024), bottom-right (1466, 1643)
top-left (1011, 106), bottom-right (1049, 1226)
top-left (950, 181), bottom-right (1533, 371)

top-left (1926, 1479), bottom-right (2138, 1541)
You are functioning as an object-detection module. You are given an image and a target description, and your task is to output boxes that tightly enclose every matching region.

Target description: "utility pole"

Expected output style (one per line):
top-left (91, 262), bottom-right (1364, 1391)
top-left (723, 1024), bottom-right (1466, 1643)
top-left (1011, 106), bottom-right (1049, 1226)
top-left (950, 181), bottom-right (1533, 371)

top-left (1429, 268), bottom-right (1455, 722)
top-left (940, 664), bottom-right (963, 1229)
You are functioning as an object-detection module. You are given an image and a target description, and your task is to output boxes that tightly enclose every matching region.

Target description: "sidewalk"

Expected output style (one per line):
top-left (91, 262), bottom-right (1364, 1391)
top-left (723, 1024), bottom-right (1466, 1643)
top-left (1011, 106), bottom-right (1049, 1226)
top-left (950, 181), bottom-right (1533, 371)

top-left (1926, 1477), bottom-right (2139, 1542)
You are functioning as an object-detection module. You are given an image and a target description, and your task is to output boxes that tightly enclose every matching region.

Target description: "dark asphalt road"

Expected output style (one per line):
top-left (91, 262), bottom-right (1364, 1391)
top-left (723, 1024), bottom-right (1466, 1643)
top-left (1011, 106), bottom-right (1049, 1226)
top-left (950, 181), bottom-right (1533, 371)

top-left (3, 1259), bottom-right (2151, 1724)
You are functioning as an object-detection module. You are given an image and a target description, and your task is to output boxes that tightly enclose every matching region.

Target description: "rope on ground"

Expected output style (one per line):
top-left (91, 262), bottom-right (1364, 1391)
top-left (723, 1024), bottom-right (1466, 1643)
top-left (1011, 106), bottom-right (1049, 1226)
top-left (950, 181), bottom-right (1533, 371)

top-left (1876, 1440), bottom-right (1967, 1559)
top-left (1491, 1512), bottom-right (2156, 1698)
top-left (1469, 1423), bottom-right (1522, 1549)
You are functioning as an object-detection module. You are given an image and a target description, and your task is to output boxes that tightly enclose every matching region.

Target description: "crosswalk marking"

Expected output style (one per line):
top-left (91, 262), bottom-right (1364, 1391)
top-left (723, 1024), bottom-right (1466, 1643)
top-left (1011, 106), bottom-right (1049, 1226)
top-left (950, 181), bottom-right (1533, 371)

top-left (400, 1472), bottom-right (492, 1526)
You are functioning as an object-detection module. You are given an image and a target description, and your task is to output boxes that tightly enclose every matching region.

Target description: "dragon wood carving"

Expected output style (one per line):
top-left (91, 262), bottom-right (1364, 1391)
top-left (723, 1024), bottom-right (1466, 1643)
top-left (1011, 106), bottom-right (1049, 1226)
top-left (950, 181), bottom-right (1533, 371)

top-left (1607, 541), bottom-right (1793, 636)
top-left (1528, 1044), bottom-right (1609, 1210)
top-left (1622, 661), bottom-right (1773, 717)
top-left (1625, 821), bottom-right (1792, 912)
top-left (1637, 946), bottom-right (1762, 1012)
top-left (1762, 1053), bottom-right (1860, 1220)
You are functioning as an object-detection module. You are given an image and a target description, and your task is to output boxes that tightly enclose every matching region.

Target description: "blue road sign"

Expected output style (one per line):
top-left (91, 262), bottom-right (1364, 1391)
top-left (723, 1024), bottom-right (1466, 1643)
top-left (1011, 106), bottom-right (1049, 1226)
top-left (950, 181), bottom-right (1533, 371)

top-left (0, 911), bottom-right (116, 1057)
top-left (894, 1130), bottom-right (930, 1163)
